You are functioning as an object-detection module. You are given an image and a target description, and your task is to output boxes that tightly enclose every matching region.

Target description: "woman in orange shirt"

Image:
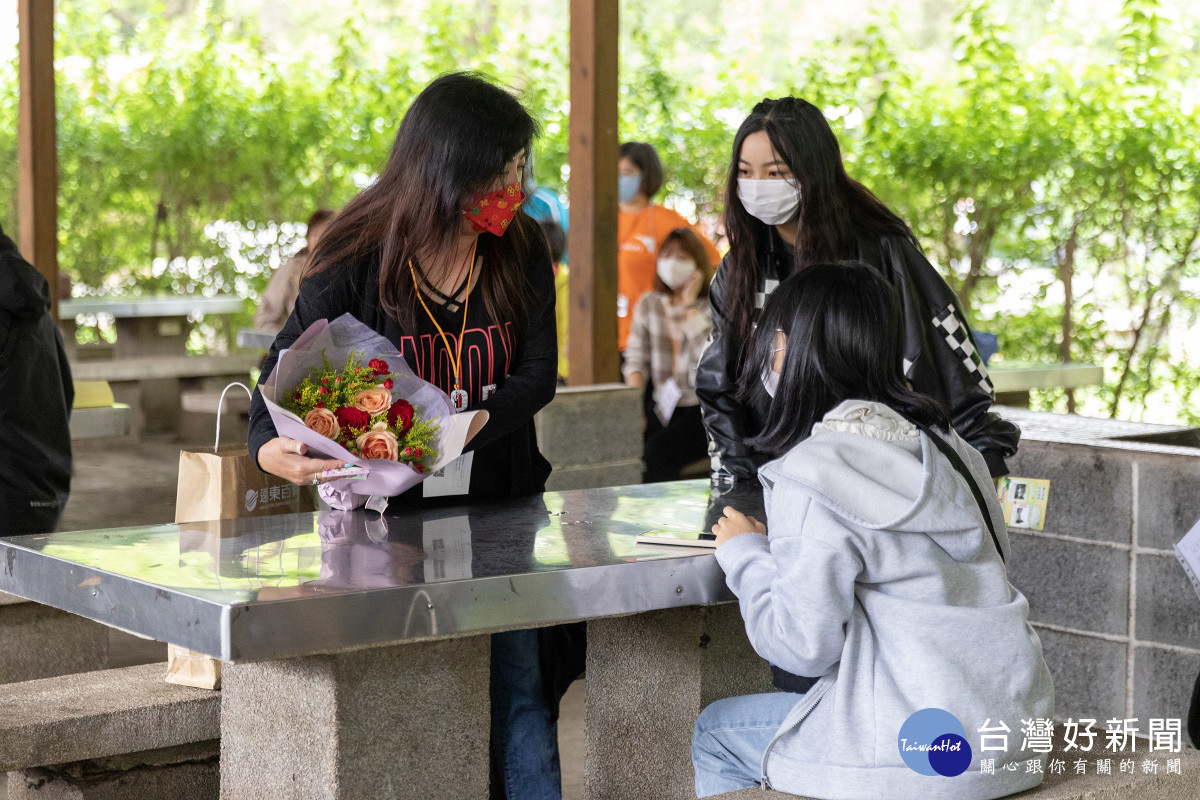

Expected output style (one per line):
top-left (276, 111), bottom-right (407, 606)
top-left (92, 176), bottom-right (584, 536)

top-left (618, 141), bottom-right (721, 352)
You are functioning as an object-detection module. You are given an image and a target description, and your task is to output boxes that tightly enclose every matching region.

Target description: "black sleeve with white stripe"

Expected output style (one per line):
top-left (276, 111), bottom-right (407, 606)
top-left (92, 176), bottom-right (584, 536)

top-left (885, 236), bottom-right (1020, 477)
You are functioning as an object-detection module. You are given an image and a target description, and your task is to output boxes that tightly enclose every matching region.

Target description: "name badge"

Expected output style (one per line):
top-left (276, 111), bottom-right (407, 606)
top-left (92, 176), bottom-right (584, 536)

top-left (422, 516), bottom-right (473, 582)
top-left (655, 376), bottom-right (684, 425)
top-left (423, 451), bottom-right (474, 497)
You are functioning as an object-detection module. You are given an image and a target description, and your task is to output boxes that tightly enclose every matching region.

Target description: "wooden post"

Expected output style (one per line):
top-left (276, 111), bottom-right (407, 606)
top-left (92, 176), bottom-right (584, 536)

top-left (18, 0), bottom-right (59, 320)
top-left (566, 0), bottom-right (619, 385)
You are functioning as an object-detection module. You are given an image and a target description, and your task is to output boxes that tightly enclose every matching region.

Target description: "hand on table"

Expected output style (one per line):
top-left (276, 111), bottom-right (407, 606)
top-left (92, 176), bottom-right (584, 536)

top-left (258, 437), bottom-right (346, 486)
top-left (711, 505), bottom-right (767, 547)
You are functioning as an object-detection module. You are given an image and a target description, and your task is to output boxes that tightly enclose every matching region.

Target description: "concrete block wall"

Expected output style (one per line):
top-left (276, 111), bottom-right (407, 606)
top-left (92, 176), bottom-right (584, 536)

top-left (999, 409), bottom-right (1200, 730)
top-left (536, 383), bottom-right (643, 491)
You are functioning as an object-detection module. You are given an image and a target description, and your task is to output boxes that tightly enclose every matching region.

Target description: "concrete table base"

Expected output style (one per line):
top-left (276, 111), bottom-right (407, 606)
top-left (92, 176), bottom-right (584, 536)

top-left (0, 600), bottom-right (108, 684)
top-left (584, 604), bottom-right (773, 800)
top-left (7, 742), bottom-right (219, 800)
top-left (220, 635), bottom-right (491, 800)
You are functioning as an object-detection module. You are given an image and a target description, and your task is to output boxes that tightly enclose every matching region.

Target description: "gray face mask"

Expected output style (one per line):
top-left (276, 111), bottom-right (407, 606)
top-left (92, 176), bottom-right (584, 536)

top-left (618, 174), bottom-right (642, 205)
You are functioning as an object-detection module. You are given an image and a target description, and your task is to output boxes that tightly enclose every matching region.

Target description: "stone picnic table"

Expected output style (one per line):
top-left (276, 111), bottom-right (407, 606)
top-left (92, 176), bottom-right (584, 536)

top-left (987, 361), bottom-right (1104, 407)
top-left (60, 295), bottom-right (245, 359)
top-left (0, 480), bottom-right (773, 800)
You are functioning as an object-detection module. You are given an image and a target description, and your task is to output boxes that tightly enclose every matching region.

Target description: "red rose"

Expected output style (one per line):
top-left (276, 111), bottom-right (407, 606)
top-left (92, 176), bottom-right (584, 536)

top-left (414, 463), bottom-right (425, 474)
top-left (383, 378), bottom-right (394, 390)
top-left (335, 406), bottom-right (370, 431)
top-left (368, 358), bottom-right (389, 376)
top-left (318, 386), bottom-right (329, 395)
top-left (388, 399), bottom-right (415, 435)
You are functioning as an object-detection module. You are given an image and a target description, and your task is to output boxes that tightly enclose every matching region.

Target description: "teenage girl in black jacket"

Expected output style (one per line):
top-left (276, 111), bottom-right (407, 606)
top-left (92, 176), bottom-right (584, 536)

top-left (696, 97), bottom-right (1019, 485)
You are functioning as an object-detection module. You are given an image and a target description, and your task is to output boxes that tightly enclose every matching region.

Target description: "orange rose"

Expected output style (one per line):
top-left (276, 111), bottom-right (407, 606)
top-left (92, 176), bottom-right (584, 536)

top-left (304, 407), bottom-right (340, 440)
top-left (357, 423), bottom-right (399, 461)
top-left (353, 386), bottom-right (392, 415)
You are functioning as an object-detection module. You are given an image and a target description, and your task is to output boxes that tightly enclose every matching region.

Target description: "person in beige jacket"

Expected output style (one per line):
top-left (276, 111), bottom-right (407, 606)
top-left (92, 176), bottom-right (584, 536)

top-left (254, 208), bottom-right (334, 331)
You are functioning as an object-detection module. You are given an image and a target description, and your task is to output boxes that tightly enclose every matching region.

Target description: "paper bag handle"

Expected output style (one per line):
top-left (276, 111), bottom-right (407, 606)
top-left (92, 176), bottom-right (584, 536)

top-left (215, 382), bottom-right (254, 453)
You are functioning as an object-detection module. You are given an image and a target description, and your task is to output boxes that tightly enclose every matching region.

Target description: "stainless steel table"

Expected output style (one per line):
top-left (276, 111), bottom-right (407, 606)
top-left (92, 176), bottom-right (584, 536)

top-left (0, 481), bottom-right (771, 800)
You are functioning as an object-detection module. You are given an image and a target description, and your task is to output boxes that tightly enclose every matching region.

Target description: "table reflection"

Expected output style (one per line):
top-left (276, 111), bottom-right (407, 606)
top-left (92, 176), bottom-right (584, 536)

top-left (13, 481), bottom-right (744, 608)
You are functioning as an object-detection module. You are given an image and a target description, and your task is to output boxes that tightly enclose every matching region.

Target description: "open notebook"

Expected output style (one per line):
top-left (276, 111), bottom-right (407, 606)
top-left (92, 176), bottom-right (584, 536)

top-left (635, 530), bottom-right (718, 549)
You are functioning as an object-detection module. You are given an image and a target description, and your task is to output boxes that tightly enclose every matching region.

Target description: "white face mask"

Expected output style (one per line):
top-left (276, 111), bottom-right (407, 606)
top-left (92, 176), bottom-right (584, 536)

top-left (656, 257), bottom-right (696, 291)
top-left (761, 336), bottom-right (786, 397)
top-left (738, 178), bottom-right (801, 226)
top-left (762, 368), bottom-right (780, 398)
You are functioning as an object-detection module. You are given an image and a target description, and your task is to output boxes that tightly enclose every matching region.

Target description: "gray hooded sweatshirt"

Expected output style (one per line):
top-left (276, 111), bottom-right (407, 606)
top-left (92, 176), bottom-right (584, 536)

top-left (714, 400), bottom-right (1054, 800)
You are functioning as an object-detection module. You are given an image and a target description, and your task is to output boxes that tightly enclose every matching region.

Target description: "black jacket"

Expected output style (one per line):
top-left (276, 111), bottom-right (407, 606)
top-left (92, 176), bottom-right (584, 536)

top-left (0, 226), bottom-right (73, 533)
top-left (696, 229), bottom-right (1019, 482)
top-left (248, 247), bottom-right (557, 507)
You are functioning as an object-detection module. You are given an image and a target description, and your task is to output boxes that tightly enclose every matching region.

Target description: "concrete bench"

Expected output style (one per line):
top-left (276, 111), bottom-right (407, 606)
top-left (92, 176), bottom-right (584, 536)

top-left (68, 406), bottom-right (132, 441)
top-left (68, 381), bottom-right (132, 441)
top-left (69, 354), bottom-right (259, 437)
top-left (0, 593), bottom-right (108, 684)
top-left (68, 355), bottom-right (260, 384)
top-left (710, 730), bottom-right (1200, 799)
top-left (990, 362), bottom-right (1105, 408)
top-left (1, 663), bottom-right (220, 800)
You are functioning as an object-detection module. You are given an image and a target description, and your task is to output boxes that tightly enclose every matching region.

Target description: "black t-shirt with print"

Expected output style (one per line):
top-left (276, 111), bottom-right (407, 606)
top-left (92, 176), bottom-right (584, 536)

top-left (248, 244), bottom-right (557, 507)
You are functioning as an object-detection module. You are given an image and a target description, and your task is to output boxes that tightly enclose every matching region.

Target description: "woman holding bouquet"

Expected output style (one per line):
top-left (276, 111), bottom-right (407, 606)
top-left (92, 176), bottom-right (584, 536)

top-left (249, 72), bottom-right (568, 800)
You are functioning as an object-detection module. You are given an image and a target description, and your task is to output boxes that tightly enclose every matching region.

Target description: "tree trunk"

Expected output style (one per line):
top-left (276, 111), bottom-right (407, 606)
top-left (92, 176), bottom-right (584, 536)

top-left (1058, 217), bottom-right (1082, 414)
top-left (958, 216), bottom-right (997, 310)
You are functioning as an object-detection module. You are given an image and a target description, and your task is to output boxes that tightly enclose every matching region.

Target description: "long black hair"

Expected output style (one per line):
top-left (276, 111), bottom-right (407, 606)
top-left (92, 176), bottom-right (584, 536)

top-left (307, 72), bottom-right (542, 331)
top-left (742, 260), bottom-right (949, 456)
top-left (722, 97), bottom-right (916, 363)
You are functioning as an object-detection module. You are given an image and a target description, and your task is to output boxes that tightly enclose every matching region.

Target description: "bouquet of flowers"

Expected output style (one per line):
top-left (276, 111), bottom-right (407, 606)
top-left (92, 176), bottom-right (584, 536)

top-left (283, 352), bottom-right (440, 474)
top-left (259, 314), bottom-right (487, 506)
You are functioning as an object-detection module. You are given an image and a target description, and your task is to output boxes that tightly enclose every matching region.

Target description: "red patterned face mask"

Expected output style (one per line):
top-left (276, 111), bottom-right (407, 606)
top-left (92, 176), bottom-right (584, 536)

top-left (462, 182), bottom-right (526, 236)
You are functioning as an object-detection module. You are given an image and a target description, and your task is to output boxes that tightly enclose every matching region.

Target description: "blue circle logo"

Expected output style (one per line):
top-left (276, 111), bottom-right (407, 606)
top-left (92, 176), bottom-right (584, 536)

top-left (897, 708), bottom-right (972, 777)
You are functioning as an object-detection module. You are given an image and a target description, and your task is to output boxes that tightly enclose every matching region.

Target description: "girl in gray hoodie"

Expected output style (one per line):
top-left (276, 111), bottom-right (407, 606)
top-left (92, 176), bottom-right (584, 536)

top-left (692, 261), bottom-right (1054, 799)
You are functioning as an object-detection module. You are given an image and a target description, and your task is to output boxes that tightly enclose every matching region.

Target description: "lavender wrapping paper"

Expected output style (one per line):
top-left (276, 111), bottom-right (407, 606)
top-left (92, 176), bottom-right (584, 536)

top-left (259, 313), bottom-right (487, 504)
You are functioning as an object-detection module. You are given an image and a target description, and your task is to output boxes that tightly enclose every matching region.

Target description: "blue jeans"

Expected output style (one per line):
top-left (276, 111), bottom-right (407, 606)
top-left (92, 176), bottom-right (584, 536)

top-left (691, 692), bottom-right (805, 798)
top-left (491, 629), bottom-right (561, 800)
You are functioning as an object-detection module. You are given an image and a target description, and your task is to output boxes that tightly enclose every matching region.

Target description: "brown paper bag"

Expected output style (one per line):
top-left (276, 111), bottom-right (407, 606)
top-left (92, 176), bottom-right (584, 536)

top-left (166, 643), bottom-right (222, 690)
top-left (174, 445), bottom-right (317, 523)
top-left (168, 383), bottom-right (315, 688)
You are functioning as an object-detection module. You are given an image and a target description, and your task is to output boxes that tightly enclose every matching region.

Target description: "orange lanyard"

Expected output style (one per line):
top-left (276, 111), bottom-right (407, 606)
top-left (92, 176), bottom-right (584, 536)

top-left (409, 240), bottom-right (477, 392)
